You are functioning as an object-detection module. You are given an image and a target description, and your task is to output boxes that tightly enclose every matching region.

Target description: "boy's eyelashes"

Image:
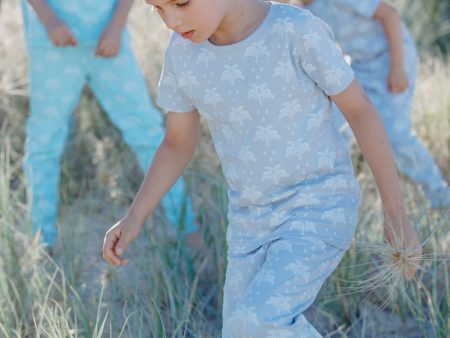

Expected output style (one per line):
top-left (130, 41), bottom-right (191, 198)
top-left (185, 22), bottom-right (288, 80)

top-left (176, 0), bottom-right (190, 7)
top-left (149, 0), bottom-right (190, 11)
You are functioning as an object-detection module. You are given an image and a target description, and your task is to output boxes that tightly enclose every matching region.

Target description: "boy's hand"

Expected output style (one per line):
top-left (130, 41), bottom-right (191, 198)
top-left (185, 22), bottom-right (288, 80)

top-left (383, 215), bottom-right (422, 280)
top-left (45, 16), bottom-right (77, 47)
top-left (102, 214), bottom-right (142, 266)
top-left (96, 24), bottom-right (122, 57)
top-left (387, 67), bottom-right (408, 93)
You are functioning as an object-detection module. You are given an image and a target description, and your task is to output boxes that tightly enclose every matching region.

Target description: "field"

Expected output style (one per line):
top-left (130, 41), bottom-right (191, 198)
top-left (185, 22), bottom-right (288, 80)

top-left (0, 0), bottom-right (449, 337)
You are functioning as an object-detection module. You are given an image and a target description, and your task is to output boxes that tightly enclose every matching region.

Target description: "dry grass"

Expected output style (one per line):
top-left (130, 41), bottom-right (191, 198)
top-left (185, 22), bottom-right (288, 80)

top-left (0, 0), bottom-right (449, 337)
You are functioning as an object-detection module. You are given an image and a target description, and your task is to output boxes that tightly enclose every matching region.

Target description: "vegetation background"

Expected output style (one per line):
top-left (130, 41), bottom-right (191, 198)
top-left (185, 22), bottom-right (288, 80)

top-left (0, 0), bottom-right (449, 337)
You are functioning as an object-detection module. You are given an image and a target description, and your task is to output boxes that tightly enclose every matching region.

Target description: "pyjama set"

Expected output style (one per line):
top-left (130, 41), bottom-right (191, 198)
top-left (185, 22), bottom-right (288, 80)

top-left (307, 0), bottom-right (450, 208)
top-left (21, 0), bottom-right (196, 245)
top-left (157, 3), bottom-right (360, 336)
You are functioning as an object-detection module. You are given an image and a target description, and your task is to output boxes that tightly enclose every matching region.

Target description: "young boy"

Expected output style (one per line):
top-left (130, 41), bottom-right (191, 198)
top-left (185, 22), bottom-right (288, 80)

top-left (103, 1), bottom-right (421, 336)
top-left (284, 0), bottom-right (450, 210)
top-left (22, 0), bottom-right (202, 248)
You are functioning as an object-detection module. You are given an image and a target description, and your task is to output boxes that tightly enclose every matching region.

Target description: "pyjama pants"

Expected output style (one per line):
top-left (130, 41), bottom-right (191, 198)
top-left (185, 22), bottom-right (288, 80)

top-left (335, 49), bottom-right (449, 208)
top-left (24, 41), bottom-right (196, 245)
top-left (359, 71), bottom-right (449, 208)
top-left (222, 236), bottom-right (345, 338)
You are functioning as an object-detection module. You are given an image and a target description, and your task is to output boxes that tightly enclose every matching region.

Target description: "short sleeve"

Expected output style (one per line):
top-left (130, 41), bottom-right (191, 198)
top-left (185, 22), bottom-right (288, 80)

top-left (296, 14), bottom-right (354, 96)
top-left (334, 0), bottom-right (380, 18)
top-left (156, 42), bottom-right (196, 113)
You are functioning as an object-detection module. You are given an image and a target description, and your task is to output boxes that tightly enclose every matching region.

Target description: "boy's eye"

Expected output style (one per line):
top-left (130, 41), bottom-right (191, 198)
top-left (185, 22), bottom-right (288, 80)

top-left (149, 1), bottom-right (189, 12)
top-left (176, 0), bottom-right (190, 7)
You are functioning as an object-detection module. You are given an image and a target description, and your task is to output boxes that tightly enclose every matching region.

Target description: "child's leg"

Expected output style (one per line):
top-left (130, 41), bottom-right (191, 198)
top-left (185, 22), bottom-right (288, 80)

top-left (87, 40), bottom-right (197, 234)
top-left (24, 47), bottom-right (86, 245)
top-left (222, 246), bottom-right (268, 334)
top-left (350, 47), bottom-right (449, 208)
top-left (364, 77), bottom-right (449, 208)
top-left (223, 237), bottom-right (345, 338)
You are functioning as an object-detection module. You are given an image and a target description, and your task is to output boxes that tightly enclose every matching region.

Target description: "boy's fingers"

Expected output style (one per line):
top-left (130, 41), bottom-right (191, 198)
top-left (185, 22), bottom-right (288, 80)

top-left (103, 246), bottom-right (122, 266)
top-left (109, 253), bottom-right (123, 266)
top-left (98, 44), bottom-right (115, 57)
top-left (52, 34), bottom-right (62, 46)
top-left (103, 231), bottom-right (123, 265)
top-left (61, 35), bottom-right (70, 46)
top-left (103, 46), bottom-right (113, 57)
top-left (109, 46), bottom-right (119, 57)
top-left (115, 236), bottom-right (130, 256)
top-left (68, 34), bottom-right (77, 46)
top-left (96, 44), bottom-right (106, 56)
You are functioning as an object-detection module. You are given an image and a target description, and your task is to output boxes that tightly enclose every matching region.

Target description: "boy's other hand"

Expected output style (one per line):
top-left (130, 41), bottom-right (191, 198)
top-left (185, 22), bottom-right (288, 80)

top-left (102, 214), bottom-right (142, 266)
top-left (383, 214), bottom-right (422, 280)
top-left (45, 16), bottom-right (77, 47)
top-left (387, 67), bottom-right (408, 93)
top-left (96, 24), bottom-right (122, 57)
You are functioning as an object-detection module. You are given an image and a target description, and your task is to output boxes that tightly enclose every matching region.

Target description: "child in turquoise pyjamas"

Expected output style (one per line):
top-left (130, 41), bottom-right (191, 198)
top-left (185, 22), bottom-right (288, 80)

top-left (102, 1), bottom-right (422, 337)
top-left (22, 0), bottom-right (202, 247)
top-left (294, 0), bottom-right (450, 209)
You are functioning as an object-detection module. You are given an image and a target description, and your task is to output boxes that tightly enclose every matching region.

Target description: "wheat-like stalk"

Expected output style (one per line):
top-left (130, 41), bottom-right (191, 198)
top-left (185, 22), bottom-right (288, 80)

top-left (329, 214), bottom-right (449, 314)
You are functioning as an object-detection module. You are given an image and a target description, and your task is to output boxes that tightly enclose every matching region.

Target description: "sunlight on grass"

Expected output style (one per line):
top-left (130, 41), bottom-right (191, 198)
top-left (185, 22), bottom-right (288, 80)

top-left (0, 0), bottom-right (448, 337)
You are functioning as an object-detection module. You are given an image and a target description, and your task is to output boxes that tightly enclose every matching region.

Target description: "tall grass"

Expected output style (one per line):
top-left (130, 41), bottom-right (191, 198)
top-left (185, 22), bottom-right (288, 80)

top-left (393, 0), bottom-right (450, 54)
top-left (0, 0), bottom-right (449, 337)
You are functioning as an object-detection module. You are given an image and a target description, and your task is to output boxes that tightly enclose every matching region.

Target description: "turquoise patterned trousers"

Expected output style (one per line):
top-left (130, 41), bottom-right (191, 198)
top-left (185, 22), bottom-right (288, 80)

top-left (24, 40), bottom-right (196, 245)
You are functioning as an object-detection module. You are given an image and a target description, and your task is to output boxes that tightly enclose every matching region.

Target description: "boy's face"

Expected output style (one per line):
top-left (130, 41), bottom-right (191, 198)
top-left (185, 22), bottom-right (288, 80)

top-left (146, 0), bottom-right (229, 43)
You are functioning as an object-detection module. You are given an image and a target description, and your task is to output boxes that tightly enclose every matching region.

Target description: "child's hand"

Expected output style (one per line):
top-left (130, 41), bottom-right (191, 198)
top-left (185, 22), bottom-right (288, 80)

top-left (96, 24), bottom-right (122, 58)
top-left (387, 67), bottom-right (408, 93)
top-left (383, 215), bottom-right (422, 279)
top-left (102, 214), bottom-right (142, 266)
top-left (45, 16), bottom-right (77, 47)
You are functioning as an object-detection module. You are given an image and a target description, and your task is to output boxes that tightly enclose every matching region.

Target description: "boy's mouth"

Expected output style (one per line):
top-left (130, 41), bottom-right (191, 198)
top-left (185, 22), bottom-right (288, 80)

top-left (181, 30), bottom-right (195, 39)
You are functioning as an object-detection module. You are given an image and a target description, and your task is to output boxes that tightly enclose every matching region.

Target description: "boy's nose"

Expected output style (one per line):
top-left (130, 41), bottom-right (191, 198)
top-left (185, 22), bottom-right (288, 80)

top-left (167, 20), bottom-right (182, 31)
top-left (165, 13), bottom-right (183, 31)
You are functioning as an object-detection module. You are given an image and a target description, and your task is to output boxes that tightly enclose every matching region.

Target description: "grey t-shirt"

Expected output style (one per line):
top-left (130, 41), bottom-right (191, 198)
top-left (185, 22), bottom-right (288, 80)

top-left (157, 2), bottom-right (360, 252)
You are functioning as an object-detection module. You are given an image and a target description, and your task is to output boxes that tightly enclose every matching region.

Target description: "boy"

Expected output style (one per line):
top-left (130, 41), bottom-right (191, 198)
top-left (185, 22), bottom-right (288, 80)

top-left (103, 1), bottom-right (421, 336)
top-left (22, 0), bottom-right (202, 248)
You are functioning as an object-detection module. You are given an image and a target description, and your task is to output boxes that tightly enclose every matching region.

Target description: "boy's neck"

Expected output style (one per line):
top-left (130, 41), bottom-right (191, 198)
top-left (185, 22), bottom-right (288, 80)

top-left (208, 0), bottom-right (271, 46)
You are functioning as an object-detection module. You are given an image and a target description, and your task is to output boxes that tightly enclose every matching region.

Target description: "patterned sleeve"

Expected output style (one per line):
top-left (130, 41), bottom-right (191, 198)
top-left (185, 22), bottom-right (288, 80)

top-left (156, 38), bottom-right (196, 113)
top-left (296, 13), bottom-right (354, 96)
top-left (334, 0), bottom-right (380, 18)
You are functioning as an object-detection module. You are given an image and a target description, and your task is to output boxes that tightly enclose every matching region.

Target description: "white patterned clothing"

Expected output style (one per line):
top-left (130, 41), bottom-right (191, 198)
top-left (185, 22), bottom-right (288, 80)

top-left (157, 2), bottom-right (360, 336)
top-left (305, 0), bottom-right (414, 65)
top-left (306, 0), bottom-right (450, 208)
top-left (222, 237), bottom-right (344, 337)
top-left (157, 3), bottom-right (360, 254)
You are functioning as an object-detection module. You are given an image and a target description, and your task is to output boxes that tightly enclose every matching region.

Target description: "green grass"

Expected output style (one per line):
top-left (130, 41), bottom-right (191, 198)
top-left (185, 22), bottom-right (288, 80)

top-left (0, 0), bottom-right (449, 337)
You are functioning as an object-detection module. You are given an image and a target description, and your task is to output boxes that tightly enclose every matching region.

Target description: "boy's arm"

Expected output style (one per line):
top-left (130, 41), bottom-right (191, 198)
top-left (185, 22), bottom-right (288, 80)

top-left (373, 1), bottom-right (408, 93)
top-left (96, 0), bottom-right (133, 57)
top-left (27, 0), bottom-right (77, 46)
top-left (103, 109), bottom-right (200, 266)
top-left (332, 80), bottom-right (421, 276)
